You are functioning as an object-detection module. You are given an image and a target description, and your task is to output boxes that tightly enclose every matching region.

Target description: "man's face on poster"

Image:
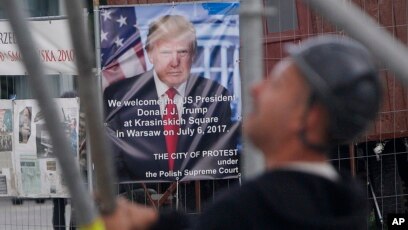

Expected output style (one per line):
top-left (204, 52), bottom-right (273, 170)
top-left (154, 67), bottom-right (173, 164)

top-left (21, 108), bottom-right (31, 126)
top-left (148, 38), bottom-right (194, 88)
top-left (19, 107), bottom-right (31, 143)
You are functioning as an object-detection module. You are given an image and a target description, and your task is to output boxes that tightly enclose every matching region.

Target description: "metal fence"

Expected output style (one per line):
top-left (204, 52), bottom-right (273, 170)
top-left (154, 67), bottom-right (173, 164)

top-left (0, 179), bottom-right (239, 229)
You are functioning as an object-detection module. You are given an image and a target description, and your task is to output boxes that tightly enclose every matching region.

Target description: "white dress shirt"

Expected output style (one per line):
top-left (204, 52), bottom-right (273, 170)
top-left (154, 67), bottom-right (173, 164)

top-left (281, 162), bottom-right (339, 182)
top-left (153, 71), bottom-right (186, 120)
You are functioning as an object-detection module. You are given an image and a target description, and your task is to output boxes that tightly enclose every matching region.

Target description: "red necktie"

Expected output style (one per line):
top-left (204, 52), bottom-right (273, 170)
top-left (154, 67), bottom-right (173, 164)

top-left (163, 88), bottom-right (179, 171)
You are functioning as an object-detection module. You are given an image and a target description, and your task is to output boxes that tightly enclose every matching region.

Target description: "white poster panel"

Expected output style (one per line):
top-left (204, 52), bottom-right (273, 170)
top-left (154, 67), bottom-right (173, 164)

top-left (0, 100), bottom-right (16, 196)
top-left (13, 98), bottom-right (78, 197)
top-left (0, 19), bottom-right (77, 75)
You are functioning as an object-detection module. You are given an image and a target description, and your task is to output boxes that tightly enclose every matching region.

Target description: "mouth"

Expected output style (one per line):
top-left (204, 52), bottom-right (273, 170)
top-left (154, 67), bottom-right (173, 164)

top-left (167, 72), bottom-right (182, 76)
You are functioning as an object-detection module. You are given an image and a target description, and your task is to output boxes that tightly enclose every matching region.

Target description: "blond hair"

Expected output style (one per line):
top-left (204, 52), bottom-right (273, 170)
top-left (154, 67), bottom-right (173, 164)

top-left (145, 15), bottom-right (197, 55)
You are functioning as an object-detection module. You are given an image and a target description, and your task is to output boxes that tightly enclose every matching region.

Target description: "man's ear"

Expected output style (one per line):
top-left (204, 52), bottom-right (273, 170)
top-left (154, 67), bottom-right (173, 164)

top-left (305, 103), bottom-right (329, 143)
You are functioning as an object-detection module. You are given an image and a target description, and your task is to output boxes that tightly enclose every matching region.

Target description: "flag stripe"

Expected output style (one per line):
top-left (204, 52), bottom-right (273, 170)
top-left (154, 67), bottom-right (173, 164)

top-left (117, 42), bottom-right (145, 79)
top-left (100, 7), bottom-right (146, 88)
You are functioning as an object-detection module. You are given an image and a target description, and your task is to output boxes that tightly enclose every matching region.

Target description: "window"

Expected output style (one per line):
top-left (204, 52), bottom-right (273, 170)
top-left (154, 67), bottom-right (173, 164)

top-left (0, 0), bottom-right (60, 19)
top-left (24, 0), bottom-right (60, 17)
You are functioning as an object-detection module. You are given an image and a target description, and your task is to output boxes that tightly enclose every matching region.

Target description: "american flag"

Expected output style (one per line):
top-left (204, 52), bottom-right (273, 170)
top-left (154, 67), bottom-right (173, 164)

top-left (100, 7), bottom-right (146, 89)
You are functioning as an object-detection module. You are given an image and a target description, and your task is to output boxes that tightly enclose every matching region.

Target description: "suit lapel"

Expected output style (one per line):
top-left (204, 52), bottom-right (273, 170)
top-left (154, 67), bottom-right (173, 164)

top-left (139, 72), bottom-right (168, 170)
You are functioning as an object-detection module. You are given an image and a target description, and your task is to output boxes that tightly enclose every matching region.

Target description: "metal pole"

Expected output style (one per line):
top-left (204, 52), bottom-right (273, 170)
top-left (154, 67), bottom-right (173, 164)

top-left (349, 144), bottom-right (356, 177)
top-left (304, 0), bottom-right (408, 85)
top-left (176, 178), bottom-right (179, 211)
top-left (1, 0), bottom-right (98, 226)
top-left (368, 180), bottom-right (383, 224)
top-left (86, 122), bottom-right (94, 193)
top-left (93, 0), bottom-right (100, 6)
top-left (84, 0), bottom-right (103, 197)
top-left (63, 0), bottom-right (117, 215)
top-left (94, 4), bottom-right (102, 78)
top-left (240, 0), bottom-right (266, 180)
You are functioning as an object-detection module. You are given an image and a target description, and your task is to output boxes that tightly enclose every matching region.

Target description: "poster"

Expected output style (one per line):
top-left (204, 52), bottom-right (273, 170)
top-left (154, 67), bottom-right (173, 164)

top-left (0, 18), bottom-right (77, 75)
top-left (0, 100), bottom-right (16, 196)
top-left (13, 98), bottom-right (78, 197)
top-left (102, 2), bottom-right (241, 182)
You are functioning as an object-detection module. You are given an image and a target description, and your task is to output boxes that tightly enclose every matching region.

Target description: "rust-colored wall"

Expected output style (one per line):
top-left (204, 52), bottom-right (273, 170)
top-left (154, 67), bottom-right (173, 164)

top-left (263, 0), bottom-right (408, 142)
top-left (105, 0), bottom-right (408, 142)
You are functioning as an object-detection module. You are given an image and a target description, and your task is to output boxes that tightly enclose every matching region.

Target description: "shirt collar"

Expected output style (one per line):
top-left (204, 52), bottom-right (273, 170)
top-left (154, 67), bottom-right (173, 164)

top-left (153, 70), bottom-right (186, 98)
top-left (279, 162), bottom-right (339, 182)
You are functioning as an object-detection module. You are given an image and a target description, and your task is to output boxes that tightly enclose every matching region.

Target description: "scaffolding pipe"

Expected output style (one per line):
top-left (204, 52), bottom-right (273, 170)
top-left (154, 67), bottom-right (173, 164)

top-left (240, 0), bottom-right (266, 180)
top-left (304, 0), bottom-right (408, 85)
top-left (1, 0), bottom-right (98, 226)
top-left (368, 180), bottom-right (383, 224)
top-left (63, 0), bottom-right (117, 214)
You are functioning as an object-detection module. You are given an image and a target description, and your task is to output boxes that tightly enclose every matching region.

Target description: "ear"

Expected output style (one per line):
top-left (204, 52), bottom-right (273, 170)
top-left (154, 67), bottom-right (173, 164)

top-left (304, 104), bottom-right (329, 143)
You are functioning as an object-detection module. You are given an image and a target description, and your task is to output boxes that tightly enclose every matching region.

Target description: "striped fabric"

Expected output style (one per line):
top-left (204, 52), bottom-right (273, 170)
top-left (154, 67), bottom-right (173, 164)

top-left (100, 7), bottom-right (146, 89)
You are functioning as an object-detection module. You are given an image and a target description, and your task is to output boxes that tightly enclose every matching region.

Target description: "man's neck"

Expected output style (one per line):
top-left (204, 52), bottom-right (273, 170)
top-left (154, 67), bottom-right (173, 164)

top-left (153, 70), bottom-right (187, 97)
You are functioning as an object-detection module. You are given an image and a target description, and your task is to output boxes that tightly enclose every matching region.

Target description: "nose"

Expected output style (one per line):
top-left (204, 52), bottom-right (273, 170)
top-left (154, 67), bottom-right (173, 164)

top-left (169, 52), bottom-right (180, 67)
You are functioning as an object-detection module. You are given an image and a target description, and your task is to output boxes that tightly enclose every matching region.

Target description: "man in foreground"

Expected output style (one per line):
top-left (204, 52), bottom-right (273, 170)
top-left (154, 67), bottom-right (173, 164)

top-left (102, 35), bottom-right (382, 229)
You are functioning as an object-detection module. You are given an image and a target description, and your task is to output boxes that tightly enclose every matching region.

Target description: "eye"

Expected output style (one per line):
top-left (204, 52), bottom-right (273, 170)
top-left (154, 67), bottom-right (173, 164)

top-left (159, 51), bottom-right (172, 56)
top-left (178, 50), bottom-right (189, 57)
